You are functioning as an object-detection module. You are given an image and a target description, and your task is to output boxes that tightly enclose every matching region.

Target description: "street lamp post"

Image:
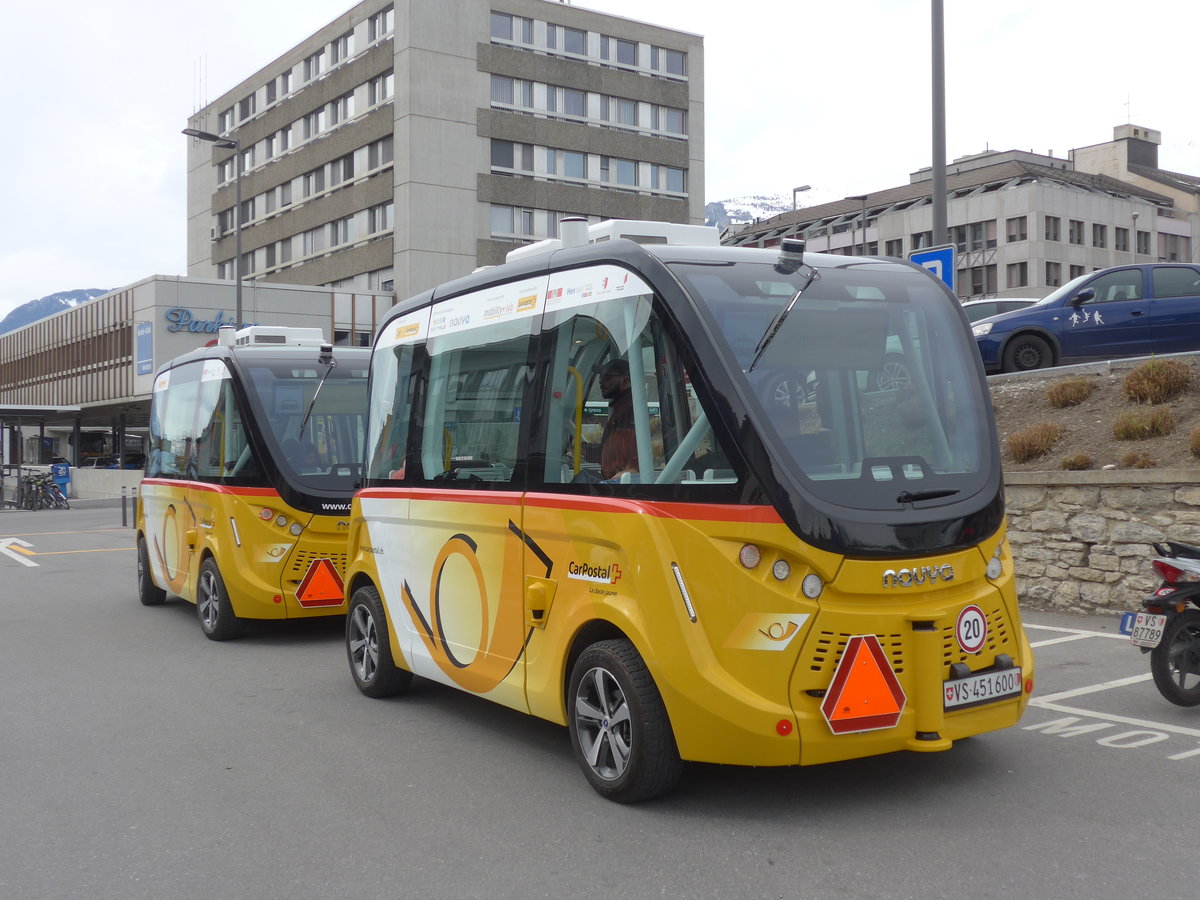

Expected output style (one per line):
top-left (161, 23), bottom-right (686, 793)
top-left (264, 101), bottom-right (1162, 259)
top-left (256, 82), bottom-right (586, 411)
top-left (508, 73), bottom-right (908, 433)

top-left (792, 184), bottom-right (811, 210)
top-left (848, 194), bottom-right (869, 255)
top-left (1131, 211), bottom-right (1140, 263)
top-left (182, 127), bottom-right (242, 328)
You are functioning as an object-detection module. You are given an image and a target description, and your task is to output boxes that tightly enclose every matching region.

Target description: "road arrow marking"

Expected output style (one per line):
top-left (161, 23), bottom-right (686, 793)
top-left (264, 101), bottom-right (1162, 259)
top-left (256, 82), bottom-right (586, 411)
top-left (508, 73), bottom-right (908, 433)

top-left (0, 538), bottom-right (39, 567)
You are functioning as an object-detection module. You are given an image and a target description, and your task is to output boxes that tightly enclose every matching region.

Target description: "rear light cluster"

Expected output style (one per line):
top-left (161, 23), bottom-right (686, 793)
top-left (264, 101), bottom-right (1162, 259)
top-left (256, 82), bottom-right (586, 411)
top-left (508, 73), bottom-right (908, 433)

top-left (1153, 559), bottom-right (1200, 584)
top-left (739, 543), bottom-right (823, 599)
top-left (259, 506), bottom-right (304, 537)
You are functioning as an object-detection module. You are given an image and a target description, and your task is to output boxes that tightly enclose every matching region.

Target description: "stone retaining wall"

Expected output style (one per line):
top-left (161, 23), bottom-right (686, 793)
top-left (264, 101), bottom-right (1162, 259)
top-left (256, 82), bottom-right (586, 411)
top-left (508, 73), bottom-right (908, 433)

top-left (1006, 469), bottom-right (1200, 613)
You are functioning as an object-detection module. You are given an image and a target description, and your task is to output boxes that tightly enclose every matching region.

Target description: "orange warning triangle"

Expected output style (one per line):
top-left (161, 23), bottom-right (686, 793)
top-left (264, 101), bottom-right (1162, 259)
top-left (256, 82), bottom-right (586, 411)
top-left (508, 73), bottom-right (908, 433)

top-left (296, 558), bottom-right (346, 608)
top-left (821, 635), bottom-right (906, 734)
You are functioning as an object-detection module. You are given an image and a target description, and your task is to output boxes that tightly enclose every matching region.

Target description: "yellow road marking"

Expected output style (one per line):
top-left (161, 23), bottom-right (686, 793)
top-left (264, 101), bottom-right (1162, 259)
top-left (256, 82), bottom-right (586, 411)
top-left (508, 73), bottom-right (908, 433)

top-left (0, 528), bottom-right (130, 539)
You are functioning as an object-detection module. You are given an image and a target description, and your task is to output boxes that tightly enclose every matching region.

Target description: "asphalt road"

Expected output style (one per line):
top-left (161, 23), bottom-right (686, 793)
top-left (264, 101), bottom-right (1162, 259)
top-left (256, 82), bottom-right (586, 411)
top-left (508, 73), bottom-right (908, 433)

top-left (1, 502), bottom-right (1195, 900)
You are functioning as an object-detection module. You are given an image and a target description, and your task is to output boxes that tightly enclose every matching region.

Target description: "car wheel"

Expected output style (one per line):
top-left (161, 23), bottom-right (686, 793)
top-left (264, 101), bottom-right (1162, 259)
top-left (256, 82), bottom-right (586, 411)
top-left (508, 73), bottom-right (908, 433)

top-left (346, 585), bottom-right (413, 698)
top-left (137, 536), bottom-right (166, 606)
top-left (196, 557), bottom-right (239, 641)
top-left (568, 638), bottom-right (682, 803)
top-left (1002, 334), bottom-right (1053, 372)
top-left (874, 354), bottom-right (911, 392)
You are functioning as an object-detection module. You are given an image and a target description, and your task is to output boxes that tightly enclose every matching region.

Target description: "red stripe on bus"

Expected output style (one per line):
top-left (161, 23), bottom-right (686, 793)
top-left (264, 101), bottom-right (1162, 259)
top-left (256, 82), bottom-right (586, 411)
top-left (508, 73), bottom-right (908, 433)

top-left (139, 478), bottom-right (279, 498)
top-left (355, 487), bottom-right (783, 525)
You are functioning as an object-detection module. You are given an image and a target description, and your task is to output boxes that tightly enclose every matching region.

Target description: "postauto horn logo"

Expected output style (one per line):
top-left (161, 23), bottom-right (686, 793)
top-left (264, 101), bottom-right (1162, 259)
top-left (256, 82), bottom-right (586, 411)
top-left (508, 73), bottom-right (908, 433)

top-left (567, 560), bottom-right (623, 584)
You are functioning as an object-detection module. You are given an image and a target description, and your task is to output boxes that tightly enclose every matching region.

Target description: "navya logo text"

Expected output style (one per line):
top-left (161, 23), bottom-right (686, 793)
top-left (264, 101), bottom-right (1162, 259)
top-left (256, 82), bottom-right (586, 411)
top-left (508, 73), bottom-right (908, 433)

top-left (567, 561), bottom-right (623, 584)
top-left (882, 564), bottom-right (955, 588)
top-left (163, 307), bottom-right (258, 333)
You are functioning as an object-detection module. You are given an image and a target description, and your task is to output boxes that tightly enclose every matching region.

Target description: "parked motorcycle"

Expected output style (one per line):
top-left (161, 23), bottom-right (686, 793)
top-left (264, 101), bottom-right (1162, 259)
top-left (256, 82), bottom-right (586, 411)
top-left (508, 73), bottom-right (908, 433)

top-left (1120, 541), bottom-right (1200, 706)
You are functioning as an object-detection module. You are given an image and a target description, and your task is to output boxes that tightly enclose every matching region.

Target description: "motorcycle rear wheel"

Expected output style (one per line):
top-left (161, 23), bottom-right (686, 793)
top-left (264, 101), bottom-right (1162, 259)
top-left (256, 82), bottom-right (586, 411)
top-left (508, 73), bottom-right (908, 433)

top-left (1150, 609), bottom-right (1200, 707)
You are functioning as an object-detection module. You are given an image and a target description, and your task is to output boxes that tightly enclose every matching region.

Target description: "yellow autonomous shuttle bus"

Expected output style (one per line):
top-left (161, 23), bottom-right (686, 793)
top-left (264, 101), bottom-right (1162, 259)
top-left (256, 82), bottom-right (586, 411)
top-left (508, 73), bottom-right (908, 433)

top-left (137, 326), bottom-right (370, 640)
top-left (347, 219), bottom-right (1034, 801)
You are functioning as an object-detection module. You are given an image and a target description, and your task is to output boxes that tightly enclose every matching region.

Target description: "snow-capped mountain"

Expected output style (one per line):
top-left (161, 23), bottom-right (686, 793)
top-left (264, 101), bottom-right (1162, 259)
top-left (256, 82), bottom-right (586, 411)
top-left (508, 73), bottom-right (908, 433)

top-left (705, 194), bottom-right (793, 231)
top-left (0, 289), bottom-right (110, 336)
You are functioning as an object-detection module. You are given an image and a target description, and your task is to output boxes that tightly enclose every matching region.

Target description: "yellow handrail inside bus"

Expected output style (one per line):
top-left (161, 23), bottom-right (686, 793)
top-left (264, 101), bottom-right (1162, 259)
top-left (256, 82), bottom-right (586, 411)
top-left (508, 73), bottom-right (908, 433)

top-left (566, 366), bottom-right (583, 474)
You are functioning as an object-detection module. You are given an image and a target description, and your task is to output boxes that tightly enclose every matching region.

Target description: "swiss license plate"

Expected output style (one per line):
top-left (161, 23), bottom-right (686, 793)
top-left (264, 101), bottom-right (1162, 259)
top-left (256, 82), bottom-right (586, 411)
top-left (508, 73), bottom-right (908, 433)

top-left (1127, 612), bottom-right (1167, 648)
top-left (943, 667), bottom-right (1022, 710)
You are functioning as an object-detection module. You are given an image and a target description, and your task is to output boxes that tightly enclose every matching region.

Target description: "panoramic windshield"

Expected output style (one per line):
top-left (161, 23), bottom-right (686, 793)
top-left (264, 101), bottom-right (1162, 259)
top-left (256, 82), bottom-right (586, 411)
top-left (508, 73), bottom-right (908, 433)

top-left (669, 258), bottom-right (993, 511)
top-left (242, 356), bottom-right (369, 492)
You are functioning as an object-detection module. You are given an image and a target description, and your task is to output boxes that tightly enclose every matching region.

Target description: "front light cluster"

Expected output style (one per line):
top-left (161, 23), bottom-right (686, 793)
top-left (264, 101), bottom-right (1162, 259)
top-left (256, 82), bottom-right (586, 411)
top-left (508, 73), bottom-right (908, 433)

top-left (972, 322), bottom-right (994, 337)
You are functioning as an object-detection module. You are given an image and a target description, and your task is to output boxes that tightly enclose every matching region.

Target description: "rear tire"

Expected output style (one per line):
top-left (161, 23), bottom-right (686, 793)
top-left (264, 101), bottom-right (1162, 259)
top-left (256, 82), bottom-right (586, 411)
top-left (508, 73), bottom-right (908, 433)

top-left (1002, 334), bottom-right (1053, 372)
top-left (568, 639), bottom-right (682, 803)
top-left (1151, 610), bottom-right (1200, 707)
top-left (196, 557), bottom-right (240, 641)
top-left (346, 585), bottom-right (412, 698)
top-left (137, 536), bottom-right (166, 606)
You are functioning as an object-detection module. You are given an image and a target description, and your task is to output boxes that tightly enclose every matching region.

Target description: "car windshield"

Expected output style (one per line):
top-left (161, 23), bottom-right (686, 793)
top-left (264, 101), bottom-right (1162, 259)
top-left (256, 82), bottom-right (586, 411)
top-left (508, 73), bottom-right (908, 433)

top-left (241, 357), bottom-right (370, 491)
top-left (668, 257), bottom-right (993, 511)
top-left (1036, 272), bottom-right (1092, 306)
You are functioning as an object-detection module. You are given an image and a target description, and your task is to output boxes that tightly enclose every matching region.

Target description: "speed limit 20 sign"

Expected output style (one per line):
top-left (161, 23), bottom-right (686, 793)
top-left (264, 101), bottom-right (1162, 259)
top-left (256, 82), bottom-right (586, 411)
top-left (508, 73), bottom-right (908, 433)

top-left (955, 605), bottom-right (988, 653)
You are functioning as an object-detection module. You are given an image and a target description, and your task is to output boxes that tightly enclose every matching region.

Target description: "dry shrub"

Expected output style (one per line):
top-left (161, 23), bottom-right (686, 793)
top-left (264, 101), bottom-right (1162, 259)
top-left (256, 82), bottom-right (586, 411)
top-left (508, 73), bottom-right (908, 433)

top-left (1123, 359), bottom-right (1191, 404)
top-left (1121, 451), bottom-right (1156, 469)
top-left (1047, 378), bottom-right (1095, 408)
top-left (1192, 425), bottom-right (1200, 458)
top-left (1060, 453), bottom-right (1093, 471)
top-left (1005, 422), bottom-right (1065, 463)
top-left (1113, 406), bottom-right (1176, 440)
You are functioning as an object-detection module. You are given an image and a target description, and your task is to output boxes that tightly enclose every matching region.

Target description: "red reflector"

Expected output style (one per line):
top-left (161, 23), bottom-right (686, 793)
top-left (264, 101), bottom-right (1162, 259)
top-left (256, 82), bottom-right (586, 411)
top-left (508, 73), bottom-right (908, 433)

top-left (776, 719), bottom-right (793, 736)
top-left (1153, 559), bottom-right (1186, 583)
top-left (273, 594), bottom-right (282, 604)
top-left (1024, 678), bottom-right (1034, 694)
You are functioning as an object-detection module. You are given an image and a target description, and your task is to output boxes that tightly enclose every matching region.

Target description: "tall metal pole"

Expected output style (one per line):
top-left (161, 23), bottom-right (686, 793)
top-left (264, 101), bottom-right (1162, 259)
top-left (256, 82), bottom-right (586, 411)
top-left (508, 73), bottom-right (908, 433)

top-left (234, 145), bottom-right (243, 328)
top-left (931, 0), bottom-right (948, 247)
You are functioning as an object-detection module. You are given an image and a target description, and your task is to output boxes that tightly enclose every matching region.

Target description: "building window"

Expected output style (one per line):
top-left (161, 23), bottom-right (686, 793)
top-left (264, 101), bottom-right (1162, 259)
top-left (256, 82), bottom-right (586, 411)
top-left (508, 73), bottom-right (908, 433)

top-left (1005, 216), bottom-right (1027, 243)
top-left (368, 135), bottom-right (394, 169)
top-left (304, 167), bottom-right (325, 197)
top-left (266, 81), bottom-right (276, 105)
top-left (490, 13), bottom-right (531, 43)
top-left (649, 164), bottom-right (684, 193)
top-left (1044, 215), bottom-right (1060, 241)
top-left (330, 32), bottom-right (353, 65)
top-left (279, 71), bottom-right (291, 96)
top-left (304, 49), bottom-right (326, 82)
top-left (330, 93), bottom-right (355, 125)
top-left (278, 126), bottom-right (291, 152)
top-left (601, 36), bottom-right (638, 66)
top-left (279, 237), bottom-right (292, 264)
top-left (1006, 262), bottom-right (1028, 289)
top-left (368, 6), bottom-right (393, 42)
top-left (303, 109), bottom-right (326, 140)
top-left (1069, 264), bottom-right (1085, 279)
top-left (330, 154), bottom-right (354, 186)
top-left (329, 215), bottom-right (355, 247)
top-left (1136, 230), bottom-right (1151, 255)
top-left (651, 46), bottom-right (687, 76)
top-left (303, 226), bottom-right (326, 256)
top-left (958, 264), bottom-right (997, 299)
top-left (563, 27), bottom-right (586, 55)
top-left (1045, 261), bottom-right (1061, 287)
top-left (1159, 233), bottom-right (1189, 262)
top-left (1115, 227), bottom-right (1130, 252)
top-left (910, 231), bottom-right (932, 250)
top-left (1092, 224), bottom-right (1107, 248)
top-left (601, 157), bottom-right (637, 188)
top-left (1069, 219), bottom-right (1084, 245)
top-left (369, 71), bottom-right (394, 106)
top-left (490, 75), bottom-right (514, 105)
top-left (885, 239), bottom-right (903, 257)
top-left (491, 139), bottom-right (514, 169)
top-left (218, 107), bottom-right (234, 132)
top-left (368, 201), bottom-right (394, 234)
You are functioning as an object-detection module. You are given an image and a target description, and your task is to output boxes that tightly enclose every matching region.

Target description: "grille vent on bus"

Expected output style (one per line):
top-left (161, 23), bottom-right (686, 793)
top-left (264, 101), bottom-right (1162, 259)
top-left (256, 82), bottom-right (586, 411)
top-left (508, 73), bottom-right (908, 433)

top-left (808, 631), bottom-right (906, 676)
top-left (286, 549), bottom-right (350, 583)
top-left (941, 604), bottom-right (1011, 667)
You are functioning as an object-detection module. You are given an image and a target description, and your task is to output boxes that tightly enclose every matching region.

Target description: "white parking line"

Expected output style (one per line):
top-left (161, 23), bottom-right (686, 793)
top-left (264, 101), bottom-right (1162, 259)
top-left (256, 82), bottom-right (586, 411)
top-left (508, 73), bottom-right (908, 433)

top-left (1030, 633), bottom-right (1094, 648)
top-left (1034, 673), bottom-right (1153, 702)
top-left (1025, 622), bottom-right (1128, 641)
top-left (1029, 699), bottom-right (1200, 740)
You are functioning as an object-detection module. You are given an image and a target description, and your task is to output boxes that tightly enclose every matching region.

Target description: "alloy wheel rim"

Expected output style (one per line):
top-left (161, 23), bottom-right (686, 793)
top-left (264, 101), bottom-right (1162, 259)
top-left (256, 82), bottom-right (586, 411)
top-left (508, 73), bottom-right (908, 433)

top-left (574, 666), bottom-right (633, 781)
top-left (349, 605), bottom-right (378, 682)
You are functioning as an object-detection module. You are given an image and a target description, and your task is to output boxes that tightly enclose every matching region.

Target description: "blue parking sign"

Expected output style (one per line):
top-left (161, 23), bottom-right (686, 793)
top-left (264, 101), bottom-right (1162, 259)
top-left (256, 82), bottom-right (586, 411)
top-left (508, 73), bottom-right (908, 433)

top-left (908, 245), bottom-right (956, 293)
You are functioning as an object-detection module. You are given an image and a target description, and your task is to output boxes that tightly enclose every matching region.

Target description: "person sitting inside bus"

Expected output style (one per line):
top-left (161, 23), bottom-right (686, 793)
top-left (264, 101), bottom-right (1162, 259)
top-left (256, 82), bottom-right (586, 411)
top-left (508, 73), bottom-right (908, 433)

top-left (577, 358), bottom-right (638, 483)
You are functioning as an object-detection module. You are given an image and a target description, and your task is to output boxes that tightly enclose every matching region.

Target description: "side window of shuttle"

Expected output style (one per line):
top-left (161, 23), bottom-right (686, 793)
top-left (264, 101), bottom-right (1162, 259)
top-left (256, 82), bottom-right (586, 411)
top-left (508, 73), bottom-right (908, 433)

top-left (540, 289), bottom-right (734, 488)
top-left (149, 362), bottom-right (202, 478)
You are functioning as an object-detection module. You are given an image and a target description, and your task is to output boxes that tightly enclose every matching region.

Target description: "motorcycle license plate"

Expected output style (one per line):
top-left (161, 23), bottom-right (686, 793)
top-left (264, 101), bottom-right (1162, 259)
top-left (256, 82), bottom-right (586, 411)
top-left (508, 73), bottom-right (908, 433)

top-left (944, 667), bottom-right (1022, 710)
top-left (1128, 612), bottom-right (1167, 648)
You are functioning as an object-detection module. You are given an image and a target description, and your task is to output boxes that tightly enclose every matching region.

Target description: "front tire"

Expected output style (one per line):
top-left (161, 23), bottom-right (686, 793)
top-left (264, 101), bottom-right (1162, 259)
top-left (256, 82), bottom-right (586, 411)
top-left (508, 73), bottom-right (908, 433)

top-left (1002, 334), bottom-right (1053, 372)
top-left (568, 639), bottom-right (682, 803)
top-left (137, 536), bottom-right (166, 606)
top-left (346, 585), bottom-right (412, 698)
top-left (1151, 609), bottom-right (1200, 706)
top-left (196, 558), bottom-right (240, 641)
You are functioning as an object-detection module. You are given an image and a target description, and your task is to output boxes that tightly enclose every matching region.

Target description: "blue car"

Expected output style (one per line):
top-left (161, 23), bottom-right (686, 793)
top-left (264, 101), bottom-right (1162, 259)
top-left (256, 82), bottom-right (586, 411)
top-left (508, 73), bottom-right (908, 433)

top-left (972, 263), bottom-right (1200, 373)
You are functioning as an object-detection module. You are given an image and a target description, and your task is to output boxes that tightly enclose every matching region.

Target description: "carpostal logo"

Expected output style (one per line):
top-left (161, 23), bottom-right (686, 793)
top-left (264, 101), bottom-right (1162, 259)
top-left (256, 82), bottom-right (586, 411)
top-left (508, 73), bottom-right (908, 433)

top-left (567, 561), bottom-right (623, 584)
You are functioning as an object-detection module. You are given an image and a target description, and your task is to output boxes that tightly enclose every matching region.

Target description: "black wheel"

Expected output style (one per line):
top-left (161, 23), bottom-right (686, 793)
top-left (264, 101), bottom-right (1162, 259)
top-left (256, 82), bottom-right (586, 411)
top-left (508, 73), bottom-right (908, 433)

top-left (1002, 334), bottom-right (1053, 372)
top-left (1150, 609), bottom-right (1200, 707)
top-left (568, 639), bottom-right (682, 803)
top-left (196, 557), bottom-right (240, 641)
top-left (52, 486), bottom-right (69, 509)
top-left (137, 536), bottom-right (166, 606)
top-left (873, 354), bottom-right (911, 392)
top-left (346, 585), bottom-right (412, 698)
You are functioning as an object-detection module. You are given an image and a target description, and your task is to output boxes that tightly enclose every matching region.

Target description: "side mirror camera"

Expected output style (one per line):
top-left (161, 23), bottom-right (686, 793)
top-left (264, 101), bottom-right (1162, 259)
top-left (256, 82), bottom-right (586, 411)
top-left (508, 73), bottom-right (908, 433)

top-left (1070, 287), bottom-right (1096, 307)
top-left (775, 237), bottom-right (806, 274)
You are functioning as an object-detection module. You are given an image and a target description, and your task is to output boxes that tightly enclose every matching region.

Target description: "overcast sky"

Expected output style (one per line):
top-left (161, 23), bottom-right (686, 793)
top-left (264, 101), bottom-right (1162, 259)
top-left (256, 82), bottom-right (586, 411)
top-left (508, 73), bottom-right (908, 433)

top-left (1, 0), bottom-right (1197, 320)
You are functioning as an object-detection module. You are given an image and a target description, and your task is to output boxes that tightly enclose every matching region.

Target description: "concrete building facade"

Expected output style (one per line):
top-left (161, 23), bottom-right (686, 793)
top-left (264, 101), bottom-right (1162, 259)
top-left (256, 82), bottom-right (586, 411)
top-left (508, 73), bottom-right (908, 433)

top-left (726, 125), bottom-right (1199, 301)
top-left (184, 0), bottom-right (704, 302)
